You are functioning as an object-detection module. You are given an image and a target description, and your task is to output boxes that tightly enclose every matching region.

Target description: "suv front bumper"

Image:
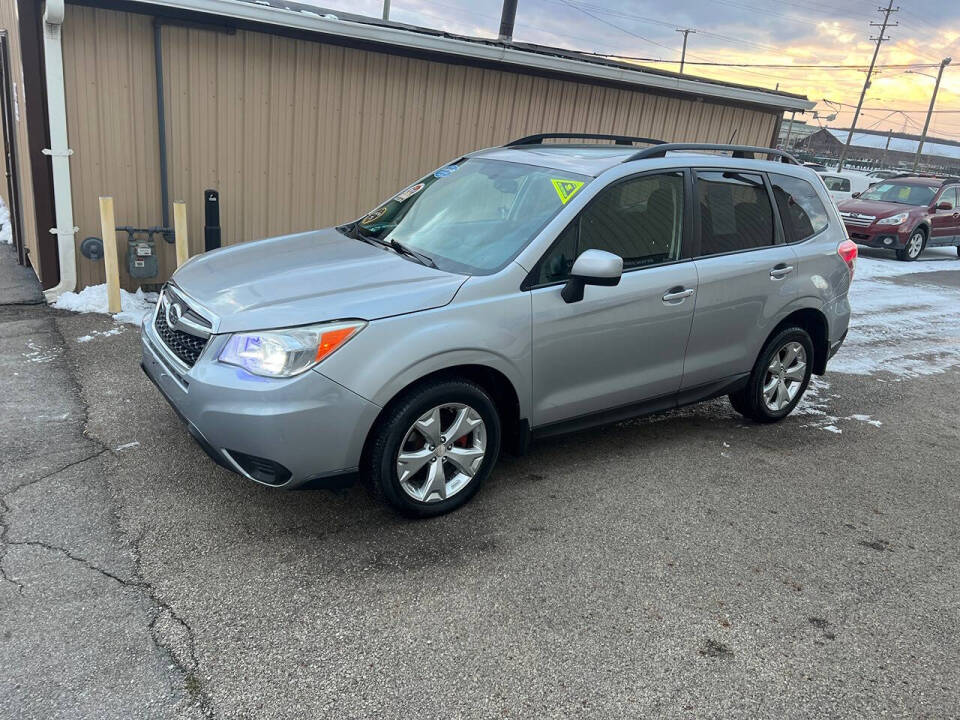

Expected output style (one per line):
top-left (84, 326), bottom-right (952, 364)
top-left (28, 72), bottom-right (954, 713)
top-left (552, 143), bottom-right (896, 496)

top-left (141, 321), bottom-right (380, 488)
top-left (843, 223), bottom-right (911, 250)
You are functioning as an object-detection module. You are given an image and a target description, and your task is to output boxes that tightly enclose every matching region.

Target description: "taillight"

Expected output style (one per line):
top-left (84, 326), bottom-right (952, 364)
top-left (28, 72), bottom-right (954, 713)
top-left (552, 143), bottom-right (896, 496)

top-left (838, 240), bottom-right (858, 279)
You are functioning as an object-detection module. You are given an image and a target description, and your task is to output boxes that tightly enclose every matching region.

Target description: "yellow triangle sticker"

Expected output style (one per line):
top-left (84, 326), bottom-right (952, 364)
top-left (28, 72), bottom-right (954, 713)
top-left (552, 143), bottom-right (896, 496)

top-left (551, 178), bottom-right (584, 205)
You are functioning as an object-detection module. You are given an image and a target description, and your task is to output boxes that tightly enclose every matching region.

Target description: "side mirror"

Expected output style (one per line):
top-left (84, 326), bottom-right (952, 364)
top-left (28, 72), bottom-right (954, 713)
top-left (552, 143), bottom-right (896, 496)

top-left (935, 201), bottom-right (953, 211)
top-left (561, 249), bottom-right (623, 303)
top-left (851, 192), bottom-right (861, 198)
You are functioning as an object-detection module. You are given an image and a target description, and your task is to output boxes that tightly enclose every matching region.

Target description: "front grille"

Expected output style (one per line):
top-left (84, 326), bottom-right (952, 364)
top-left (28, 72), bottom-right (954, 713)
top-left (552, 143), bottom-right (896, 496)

top-left (840, 213), bottom-right (875, 228)
top-left (154, 301), bottom-right (208, 367)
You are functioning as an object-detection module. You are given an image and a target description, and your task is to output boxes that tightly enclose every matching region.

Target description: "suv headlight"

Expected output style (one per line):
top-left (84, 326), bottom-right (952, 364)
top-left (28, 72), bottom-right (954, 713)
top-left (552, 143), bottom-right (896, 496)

top-left (876, 212), bottom-right (909, 226)
top-left (218, 321), bottom-right (366, 377)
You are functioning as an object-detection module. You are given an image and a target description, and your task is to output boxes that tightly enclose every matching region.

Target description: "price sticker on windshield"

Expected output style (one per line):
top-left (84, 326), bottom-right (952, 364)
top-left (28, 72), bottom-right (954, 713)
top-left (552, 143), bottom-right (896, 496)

top-left (393, 182), bottom-right (425, 203)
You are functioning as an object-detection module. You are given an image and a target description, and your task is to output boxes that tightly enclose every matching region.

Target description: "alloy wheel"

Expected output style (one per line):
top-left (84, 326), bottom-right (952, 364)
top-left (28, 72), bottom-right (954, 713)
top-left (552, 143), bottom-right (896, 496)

top-left (762, 341), bottom-right (807, 412)
top-left (907, 231), bottom-right (924, 259)
top-left (395, 403), bottom-right (487, 503)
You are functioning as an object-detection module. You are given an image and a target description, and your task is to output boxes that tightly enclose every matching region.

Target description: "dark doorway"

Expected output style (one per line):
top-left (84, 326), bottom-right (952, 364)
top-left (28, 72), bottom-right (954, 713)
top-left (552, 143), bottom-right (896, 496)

top-left (0, 31), bottom-right (25, 265)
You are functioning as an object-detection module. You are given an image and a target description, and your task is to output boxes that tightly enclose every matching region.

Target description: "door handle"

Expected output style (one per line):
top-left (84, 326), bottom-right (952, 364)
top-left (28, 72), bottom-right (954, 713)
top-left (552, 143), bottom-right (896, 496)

top-left (662, 287), bottom-right (694, 302)
top-left (770, 264), bottom-right (794, 279)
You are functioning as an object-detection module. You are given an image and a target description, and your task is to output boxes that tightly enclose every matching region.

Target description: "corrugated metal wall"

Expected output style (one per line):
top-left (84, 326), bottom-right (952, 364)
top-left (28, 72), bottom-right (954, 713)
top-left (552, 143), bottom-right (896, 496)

top-left (0, 1), bottom-right (40, 276)
top-left (62, 5), bottom-right (779, 290)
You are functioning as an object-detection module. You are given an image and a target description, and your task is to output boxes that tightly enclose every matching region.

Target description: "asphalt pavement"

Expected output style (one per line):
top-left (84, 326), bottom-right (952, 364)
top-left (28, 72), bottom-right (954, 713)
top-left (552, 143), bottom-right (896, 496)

top-left (2, 243), bottom-right (959, 719)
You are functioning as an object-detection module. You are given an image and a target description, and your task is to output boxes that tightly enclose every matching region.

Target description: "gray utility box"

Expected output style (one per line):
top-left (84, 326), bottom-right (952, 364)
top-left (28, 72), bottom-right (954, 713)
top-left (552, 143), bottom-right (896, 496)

top-left (127, 234), bottom-right (158, 279)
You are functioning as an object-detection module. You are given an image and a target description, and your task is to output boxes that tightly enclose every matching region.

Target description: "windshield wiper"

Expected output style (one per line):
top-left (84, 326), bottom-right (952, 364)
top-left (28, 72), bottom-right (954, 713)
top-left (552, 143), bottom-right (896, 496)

top-left (389, 238), bottom-right (437, 268)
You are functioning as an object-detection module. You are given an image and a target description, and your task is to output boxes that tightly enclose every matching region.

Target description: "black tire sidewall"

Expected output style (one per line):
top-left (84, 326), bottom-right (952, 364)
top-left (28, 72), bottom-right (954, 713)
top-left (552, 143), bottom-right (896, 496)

top-left (745, 327), bottom-right (814, 422)
top-left (372, 381), bottom-right (501, 517)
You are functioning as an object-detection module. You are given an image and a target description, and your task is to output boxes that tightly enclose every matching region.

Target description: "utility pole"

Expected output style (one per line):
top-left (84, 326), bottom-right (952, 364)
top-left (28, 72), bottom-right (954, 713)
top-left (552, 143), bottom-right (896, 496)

top-left (382, 0), bottom-right (390, 21)
top-left (837, 1), bottom-right (898, 172)
top-left (499, 0), bottom-right (518, 42)
top-left (676, 28), bottom-right (696, 75)
top-left (783, 111), bottom-right (797, 149)
top-left (912, 56), bottom-right (952, 172)
top-left (881, 128), bottom-right (893, 168)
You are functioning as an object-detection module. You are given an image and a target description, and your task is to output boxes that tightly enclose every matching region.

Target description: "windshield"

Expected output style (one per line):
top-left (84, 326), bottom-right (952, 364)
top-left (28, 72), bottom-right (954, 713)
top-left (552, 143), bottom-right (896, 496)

top-left (858, 182), bottom-right (938, 206)
top-left (343, 158), bottom-right (591, 274)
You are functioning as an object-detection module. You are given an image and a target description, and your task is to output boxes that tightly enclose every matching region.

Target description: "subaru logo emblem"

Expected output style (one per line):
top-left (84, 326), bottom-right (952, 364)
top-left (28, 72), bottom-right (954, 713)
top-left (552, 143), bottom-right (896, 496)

top-left (166, 301), bottom-right (184, 329)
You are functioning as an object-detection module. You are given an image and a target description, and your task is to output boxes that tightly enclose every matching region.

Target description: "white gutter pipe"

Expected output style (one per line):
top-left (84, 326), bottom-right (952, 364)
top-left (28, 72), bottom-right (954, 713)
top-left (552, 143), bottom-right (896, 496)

top-left (41, 0), bottom-right (78, 302)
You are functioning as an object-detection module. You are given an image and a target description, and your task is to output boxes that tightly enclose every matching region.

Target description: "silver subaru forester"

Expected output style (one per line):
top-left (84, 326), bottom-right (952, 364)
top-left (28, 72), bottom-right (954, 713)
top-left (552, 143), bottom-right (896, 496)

top-left (141, 135), bottom-right (855, 516)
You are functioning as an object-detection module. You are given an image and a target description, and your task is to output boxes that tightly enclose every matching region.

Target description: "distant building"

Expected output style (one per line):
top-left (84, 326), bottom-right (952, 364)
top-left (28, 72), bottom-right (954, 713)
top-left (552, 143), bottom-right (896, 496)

top-left (796, 128), bottom-right (960, 173)
top-left (777, 119), bottom-right (819, 150)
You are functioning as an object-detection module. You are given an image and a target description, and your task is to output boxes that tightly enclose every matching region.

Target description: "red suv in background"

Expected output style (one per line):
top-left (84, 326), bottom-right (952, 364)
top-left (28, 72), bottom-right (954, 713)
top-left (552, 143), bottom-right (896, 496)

top-left (837, 175), bottom-right (960, 261)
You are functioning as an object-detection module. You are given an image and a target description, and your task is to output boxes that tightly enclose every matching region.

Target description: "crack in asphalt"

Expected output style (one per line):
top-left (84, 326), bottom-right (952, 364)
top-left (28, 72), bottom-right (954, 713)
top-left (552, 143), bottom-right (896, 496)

top-left (1, 309), bottom-right (215, 719)
top-left (3, 534), bottom-right (214, 719)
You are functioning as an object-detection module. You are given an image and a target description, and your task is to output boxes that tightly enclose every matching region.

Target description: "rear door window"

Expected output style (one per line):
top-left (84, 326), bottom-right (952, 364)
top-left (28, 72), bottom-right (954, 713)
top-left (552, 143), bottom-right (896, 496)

top-left (695, 171), bottom-right (775, 256)
top-left (769, 173), bottom-right (831, 243)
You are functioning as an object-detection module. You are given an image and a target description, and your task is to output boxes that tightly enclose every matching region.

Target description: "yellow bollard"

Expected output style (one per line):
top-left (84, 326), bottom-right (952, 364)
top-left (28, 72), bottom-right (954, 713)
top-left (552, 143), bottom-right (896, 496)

top-left (98, 196), bottom-right (122, 314)
top-left (174, 201), bottom-right (190, 268)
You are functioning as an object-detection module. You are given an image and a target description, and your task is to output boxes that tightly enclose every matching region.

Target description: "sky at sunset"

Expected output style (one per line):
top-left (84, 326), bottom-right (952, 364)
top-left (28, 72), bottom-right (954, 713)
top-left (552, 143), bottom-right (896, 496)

top-left (297, 0), bottom-right (960, 140)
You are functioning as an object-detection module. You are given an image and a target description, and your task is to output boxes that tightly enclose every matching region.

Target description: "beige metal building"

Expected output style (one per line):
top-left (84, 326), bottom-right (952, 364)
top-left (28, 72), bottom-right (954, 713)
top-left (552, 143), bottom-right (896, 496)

top-left (1, 0), bottom-right (813, 296)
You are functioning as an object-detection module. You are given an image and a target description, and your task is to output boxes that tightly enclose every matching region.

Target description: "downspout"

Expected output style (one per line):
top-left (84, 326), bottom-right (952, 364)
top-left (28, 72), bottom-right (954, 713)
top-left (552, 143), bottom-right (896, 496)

top-left (40, 0), bottom-right (78, 302)
top-left (154, 19), bottom-right (170, 234)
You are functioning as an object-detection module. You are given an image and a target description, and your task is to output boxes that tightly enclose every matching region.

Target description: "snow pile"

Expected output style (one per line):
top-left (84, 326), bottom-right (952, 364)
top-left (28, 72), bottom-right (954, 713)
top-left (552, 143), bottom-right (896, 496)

top-left (833, 248), bottom-right (960, 379)
top-left (0, 195), bottom-right (11, 244)
top-left (53, 284), bottom-right (157, 326)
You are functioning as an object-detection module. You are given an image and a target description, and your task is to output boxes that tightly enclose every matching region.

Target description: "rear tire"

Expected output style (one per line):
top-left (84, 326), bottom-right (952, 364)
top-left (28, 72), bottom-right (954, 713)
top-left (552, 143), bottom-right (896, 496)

top-left (363, 379), bottom-right (501, 517)
top-left (729, 326), bottom-right (814, 423)
top-left (896, 228), bottom-right (926, 261)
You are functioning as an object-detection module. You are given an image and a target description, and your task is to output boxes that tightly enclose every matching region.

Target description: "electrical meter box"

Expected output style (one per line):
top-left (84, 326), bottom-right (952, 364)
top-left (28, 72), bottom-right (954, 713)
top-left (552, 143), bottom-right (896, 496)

top-left (127, 235), bottom-right (158, 279)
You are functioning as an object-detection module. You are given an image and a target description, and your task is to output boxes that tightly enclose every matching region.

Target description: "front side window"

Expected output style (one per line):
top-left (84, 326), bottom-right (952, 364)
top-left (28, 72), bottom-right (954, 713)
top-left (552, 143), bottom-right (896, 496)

top-left (937, 186), bottom-right (959, 208)
top-left (770, 173), bottom-right (831, 243)
top-left (533, 172), bottom-right (685, 285)
top-left (343, 158), bottom-right (591, 274)
top-left (696, 171), bottom-right (775, 256)
top-left (858, 182), bottom-right (938, 206)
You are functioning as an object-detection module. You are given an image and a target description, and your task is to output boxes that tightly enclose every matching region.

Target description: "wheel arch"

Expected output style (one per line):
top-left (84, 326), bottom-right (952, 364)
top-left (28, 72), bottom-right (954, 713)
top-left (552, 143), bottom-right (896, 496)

top-left (770, 307), bottom-right (830, 375)
top-left (360, 363), bottom-right (527, 465)
top-left (909, 221), bottom-right (930, 243)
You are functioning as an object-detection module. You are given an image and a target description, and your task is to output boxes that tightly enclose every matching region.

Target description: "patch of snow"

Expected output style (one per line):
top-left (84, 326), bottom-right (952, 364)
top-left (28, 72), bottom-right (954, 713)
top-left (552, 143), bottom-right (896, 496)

top-left (0, 195), bottom-right (11, 244)
top-left (22, 341), bottom-right (61, 363)
top-left (847, 413), bottom-right (882, 427)
top-left (832, 249), bottom-right (960, 379)
top-left (795, 378), bottom-right (884, 433)
top-left (53, 284), bottom-right (157, 326)
top-left (76, 327), bottom-right (124, 343)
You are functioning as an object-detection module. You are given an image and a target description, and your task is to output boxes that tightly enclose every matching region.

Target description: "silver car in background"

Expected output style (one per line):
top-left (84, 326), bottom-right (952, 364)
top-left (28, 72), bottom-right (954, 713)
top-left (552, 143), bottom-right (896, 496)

top-left (141, 135), bottom-right (855, 516)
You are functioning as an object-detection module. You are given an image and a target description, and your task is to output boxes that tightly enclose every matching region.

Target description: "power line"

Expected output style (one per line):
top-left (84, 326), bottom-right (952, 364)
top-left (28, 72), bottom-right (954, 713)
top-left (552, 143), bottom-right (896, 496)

top-left (596, 55), bottom-right (941, 70)
top-left (838, 0), bottom-right (898, 171)
top-left (820, 99), bottom-right (960, 114)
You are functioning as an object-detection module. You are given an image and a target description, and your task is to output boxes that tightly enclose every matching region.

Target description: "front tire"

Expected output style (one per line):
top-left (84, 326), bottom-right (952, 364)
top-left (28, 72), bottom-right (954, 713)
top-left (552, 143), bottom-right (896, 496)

top-left (364, 379), bottom-right (501, 517)
top-left (729, 327), bottom-right (814, 423)
top-left (896, 228), bottom-right (926, 261)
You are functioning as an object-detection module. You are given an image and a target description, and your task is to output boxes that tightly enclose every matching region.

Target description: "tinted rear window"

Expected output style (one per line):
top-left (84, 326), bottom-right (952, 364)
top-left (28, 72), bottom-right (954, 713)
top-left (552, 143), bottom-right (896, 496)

top-left (770, 174), bottom-right (831, 243)
top-left (696, 171), bottom-right (775, 256)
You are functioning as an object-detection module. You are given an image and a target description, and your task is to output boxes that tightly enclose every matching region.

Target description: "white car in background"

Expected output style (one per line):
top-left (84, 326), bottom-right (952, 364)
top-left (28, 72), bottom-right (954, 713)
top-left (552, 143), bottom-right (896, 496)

top-left (819, 172), bottom-right (875, 205)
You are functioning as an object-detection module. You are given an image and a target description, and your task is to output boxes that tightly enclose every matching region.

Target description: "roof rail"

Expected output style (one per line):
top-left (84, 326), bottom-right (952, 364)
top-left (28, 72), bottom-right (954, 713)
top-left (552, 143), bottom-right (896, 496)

top-left (504, 133), bottom-right (666, 147)
top-left (889, 172), bottom-right (954, 182)
top-left (625, 143), bottom-right (801, 165)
